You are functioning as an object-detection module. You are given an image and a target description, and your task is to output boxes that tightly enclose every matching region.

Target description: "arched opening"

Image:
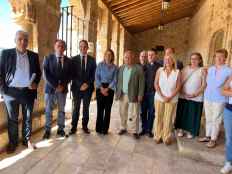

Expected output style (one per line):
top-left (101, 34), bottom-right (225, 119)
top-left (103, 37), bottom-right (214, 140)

top-left (208, 30), bottom-right (224, 65)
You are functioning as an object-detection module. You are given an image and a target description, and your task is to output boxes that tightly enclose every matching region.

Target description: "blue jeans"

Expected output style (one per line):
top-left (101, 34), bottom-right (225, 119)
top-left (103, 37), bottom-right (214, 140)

top-left (140, 92), bottom-right (155, 133)
top-left (3, 94), bottom-right (34, 145)
top-left (224, 108), bottom-right (232, 163)
top-left (45, 92), bottom-right (67, 132)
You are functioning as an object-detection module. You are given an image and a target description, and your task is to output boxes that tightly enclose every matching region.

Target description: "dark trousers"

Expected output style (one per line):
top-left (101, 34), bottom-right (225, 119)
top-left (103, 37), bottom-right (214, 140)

top-left (96, 88), bottom-right (114, 134)
top-left (71, 89), bottom-right (93, 130)
top-left (140, 92), bottom-right (155, 133)
top-left (3, 94), bottom-right (34, 146)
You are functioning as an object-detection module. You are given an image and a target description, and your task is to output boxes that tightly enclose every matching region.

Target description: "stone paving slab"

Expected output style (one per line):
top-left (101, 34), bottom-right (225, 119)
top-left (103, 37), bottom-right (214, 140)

top-left (0, 101), bottom-right (223, 174)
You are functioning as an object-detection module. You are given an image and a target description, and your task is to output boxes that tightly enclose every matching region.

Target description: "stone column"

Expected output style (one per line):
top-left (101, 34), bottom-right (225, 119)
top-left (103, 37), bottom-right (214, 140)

top-left (9, 0), bottom-right (36, 50)
top-left (84, 0), bottom-right (98, 57)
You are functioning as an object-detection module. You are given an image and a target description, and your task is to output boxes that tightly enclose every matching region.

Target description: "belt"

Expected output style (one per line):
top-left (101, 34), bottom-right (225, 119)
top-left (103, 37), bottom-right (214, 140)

top-left (12, 87), bottom-right (28, 90)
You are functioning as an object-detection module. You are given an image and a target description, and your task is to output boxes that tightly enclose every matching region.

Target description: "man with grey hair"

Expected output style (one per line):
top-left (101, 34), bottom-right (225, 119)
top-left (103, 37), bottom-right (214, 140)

top-left (0, 30), bottom-right (41, 153)
top-left (116, 50), bottom-right (145, 139)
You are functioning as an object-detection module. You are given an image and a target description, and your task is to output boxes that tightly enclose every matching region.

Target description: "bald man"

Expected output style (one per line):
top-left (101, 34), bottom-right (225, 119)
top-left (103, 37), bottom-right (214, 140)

top-left (116, 50), bottom-right (145, 139)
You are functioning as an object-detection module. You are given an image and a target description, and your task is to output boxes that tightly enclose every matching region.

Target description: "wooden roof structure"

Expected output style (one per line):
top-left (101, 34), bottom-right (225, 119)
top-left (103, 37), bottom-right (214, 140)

top-left (101, 0), bottom-right (200, 33)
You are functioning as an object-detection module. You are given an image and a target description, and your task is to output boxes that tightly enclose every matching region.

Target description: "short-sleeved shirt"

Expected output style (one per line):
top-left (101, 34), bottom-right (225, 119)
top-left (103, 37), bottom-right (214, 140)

top-left (204, 65), bottom-right (232, 103)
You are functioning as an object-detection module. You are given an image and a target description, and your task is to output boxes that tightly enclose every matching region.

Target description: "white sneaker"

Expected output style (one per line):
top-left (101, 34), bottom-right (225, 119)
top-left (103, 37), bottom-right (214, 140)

top-left (186, 133), bottom-right (193, 139)
top-left (220, 162), bottom-right (232, 174)
top-left (177, 130), bottom-right (184, 137)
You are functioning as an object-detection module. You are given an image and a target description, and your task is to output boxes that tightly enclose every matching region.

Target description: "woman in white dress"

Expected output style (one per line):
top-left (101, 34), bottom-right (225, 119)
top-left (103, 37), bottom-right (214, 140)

top-left (175, 53), bottom-right (206, 139)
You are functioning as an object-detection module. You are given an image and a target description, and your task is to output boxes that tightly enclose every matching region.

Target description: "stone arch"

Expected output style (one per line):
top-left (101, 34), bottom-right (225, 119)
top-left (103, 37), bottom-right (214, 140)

top-left (208, 29), bottom-right (225, 65)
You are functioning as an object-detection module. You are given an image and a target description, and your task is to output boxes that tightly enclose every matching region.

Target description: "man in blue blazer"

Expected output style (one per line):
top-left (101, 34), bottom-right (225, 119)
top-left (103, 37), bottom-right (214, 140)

top-left (70, 40), bottom-right (96, 134)
top-left (43, 40), bottom-right (72, 139)
top-left (0, 30), bottom-right (41, 153)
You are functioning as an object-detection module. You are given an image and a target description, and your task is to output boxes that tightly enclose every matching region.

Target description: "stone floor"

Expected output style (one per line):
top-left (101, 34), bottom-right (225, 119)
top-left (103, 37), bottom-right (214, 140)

top-left (0, 101), bottom-right (223, 174)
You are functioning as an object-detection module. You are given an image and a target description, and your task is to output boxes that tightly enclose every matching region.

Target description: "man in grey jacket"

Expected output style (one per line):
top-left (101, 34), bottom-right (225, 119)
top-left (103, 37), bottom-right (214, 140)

top-left (116, 50), bottom-right (145, 139)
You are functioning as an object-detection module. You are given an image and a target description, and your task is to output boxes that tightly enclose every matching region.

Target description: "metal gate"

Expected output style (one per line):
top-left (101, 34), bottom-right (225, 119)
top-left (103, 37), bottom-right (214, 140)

top-left (58, 6), bottom-right (88, 57)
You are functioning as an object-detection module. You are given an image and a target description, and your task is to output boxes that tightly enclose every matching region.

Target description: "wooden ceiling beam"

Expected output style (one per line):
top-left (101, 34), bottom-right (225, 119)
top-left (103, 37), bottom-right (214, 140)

top-left (115, 0), bottom-right (195, 16)
top-left (108, 0), bottom-right (130, 7)
top-left (124, 9), bottom-right (192, 26)
top-left (112, 0), bottom-right (156, 11)
top-left (128, 14), bottom-right (191, 33)
top-left (114, 0), bottom-right (160, 14)
top-left (120, 3), bottom-right (195, 24)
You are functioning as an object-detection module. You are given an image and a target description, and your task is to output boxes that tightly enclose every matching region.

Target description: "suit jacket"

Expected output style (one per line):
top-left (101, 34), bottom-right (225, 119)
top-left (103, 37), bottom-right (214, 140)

top-left (71, 54), bottom-right (96, 95)
top-left (43, 54), bottom-right (72, 94)
top-left (116, 64), bottom-right (145, 102)
top-left (0, 48), bottom-right (41, 100)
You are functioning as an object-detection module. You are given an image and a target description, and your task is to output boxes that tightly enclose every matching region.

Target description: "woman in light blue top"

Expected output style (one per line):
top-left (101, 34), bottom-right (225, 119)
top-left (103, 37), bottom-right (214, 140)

top-left (95, 49), bottom-right (117, 134)
top-left (199, 49), bottom-right (232, 148)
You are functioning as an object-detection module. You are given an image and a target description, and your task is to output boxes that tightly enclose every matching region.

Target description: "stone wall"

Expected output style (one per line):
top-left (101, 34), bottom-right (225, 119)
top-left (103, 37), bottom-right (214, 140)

top-left (188, 0), bottom-right (232, 66)
top-left (131, 18), bottom-right (190, 64)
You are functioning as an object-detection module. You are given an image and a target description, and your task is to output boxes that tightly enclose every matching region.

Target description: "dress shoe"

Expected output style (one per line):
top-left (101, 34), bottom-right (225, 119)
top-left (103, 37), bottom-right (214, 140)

top-left (43, 131), bottom-right (51, 139)
top-left (57, 129), bottom-right (66, 137)
top-left (147, 132), bottom-right (154, 138)
top-left (6, 144), bottom-right (17, 154)
top-left (22, 140), bottom-right (27, 146)
top-left (82, 127), bottom-right (90, 134)
top-left (118, 129), bottom-right (127, 135)
top-left (139, 130), bottom-right (146, 136)
top-left (133, 133), bottom-right (140, 139)
top-left (69, 128), bottom-right (77, 135)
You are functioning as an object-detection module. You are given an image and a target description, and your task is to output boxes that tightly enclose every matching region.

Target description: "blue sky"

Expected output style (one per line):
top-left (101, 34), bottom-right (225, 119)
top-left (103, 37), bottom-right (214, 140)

top-left (0, 0), bottom-right (68, 48)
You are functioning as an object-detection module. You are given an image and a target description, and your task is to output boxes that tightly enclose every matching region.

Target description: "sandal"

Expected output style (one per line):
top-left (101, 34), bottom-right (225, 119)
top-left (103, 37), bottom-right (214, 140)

top-left (206, 140), bottom-right (216, 148)
top-left (198, 137), bottom-right (210, 142)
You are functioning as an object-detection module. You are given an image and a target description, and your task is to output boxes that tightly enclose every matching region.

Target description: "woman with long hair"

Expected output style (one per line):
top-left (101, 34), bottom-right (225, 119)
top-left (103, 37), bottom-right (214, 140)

top-left (154, 55), bottom-right (181, 145)
top-left (95, 49), bottom-right (118, 134)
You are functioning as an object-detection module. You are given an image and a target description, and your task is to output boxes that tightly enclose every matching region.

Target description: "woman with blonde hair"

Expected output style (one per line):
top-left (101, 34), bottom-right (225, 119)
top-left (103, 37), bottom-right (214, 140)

top-left (95, 49), bottom-right (118, 134)
top-left (154, 55), bottom-right (181, 145)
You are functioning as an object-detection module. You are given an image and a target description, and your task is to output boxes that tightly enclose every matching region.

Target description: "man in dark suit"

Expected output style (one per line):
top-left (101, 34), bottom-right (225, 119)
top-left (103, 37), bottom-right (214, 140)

top-left (70, 40), bottom-right (96, 134)
top-left (157, 47), bottom-right (184, 70)
top-left (43, 40), bottom-right (72, 139)
top-left (0, 30), bottom-right (41, 153)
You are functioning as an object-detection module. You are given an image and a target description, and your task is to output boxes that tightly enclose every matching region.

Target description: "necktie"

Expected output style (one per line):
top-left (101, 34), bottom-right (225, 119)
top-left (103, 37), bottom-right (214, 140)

top-left (81, 56), bottom-right (86, 74)
top-left (57, 57), bottom-right (63, 84)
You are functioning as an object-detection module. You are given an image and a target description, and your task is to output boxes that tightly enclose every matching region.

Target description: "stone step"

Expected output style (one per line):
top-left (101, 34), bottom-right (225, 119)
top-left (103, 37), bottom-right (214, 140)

top-left (176, 134), bottom-right (225, 166)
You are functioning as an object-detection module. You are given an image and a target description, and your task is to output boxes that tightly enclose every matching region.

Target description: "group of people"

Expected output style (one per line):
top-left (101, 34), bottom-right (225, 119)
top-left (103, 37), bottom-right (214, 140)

top-left (138, 48), bottom-right (232, 174)
top-left (0, 30), bottom-right (232, 174)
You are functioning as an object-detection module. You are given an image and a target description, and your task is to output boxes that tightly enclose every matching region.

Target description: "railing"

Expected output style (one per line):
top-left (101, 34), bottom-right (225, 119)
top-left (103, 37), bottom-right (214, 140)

top-left (58, 6), bottom-right (93, 57)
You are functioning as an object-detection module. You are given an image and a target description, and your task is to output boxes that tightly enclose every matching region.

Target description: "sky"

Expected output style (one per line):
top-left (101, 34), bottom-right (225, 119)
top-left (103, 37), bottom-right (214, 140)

top-left (0, 0), bottom-right (68, 49)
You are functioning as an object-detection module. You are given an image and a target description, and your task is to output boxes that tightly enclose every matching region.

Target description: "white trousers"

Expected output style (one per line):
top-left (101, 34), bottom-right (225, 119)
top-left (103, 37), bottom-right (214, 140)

top-left (204, 100), bottom-right (224, 140)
